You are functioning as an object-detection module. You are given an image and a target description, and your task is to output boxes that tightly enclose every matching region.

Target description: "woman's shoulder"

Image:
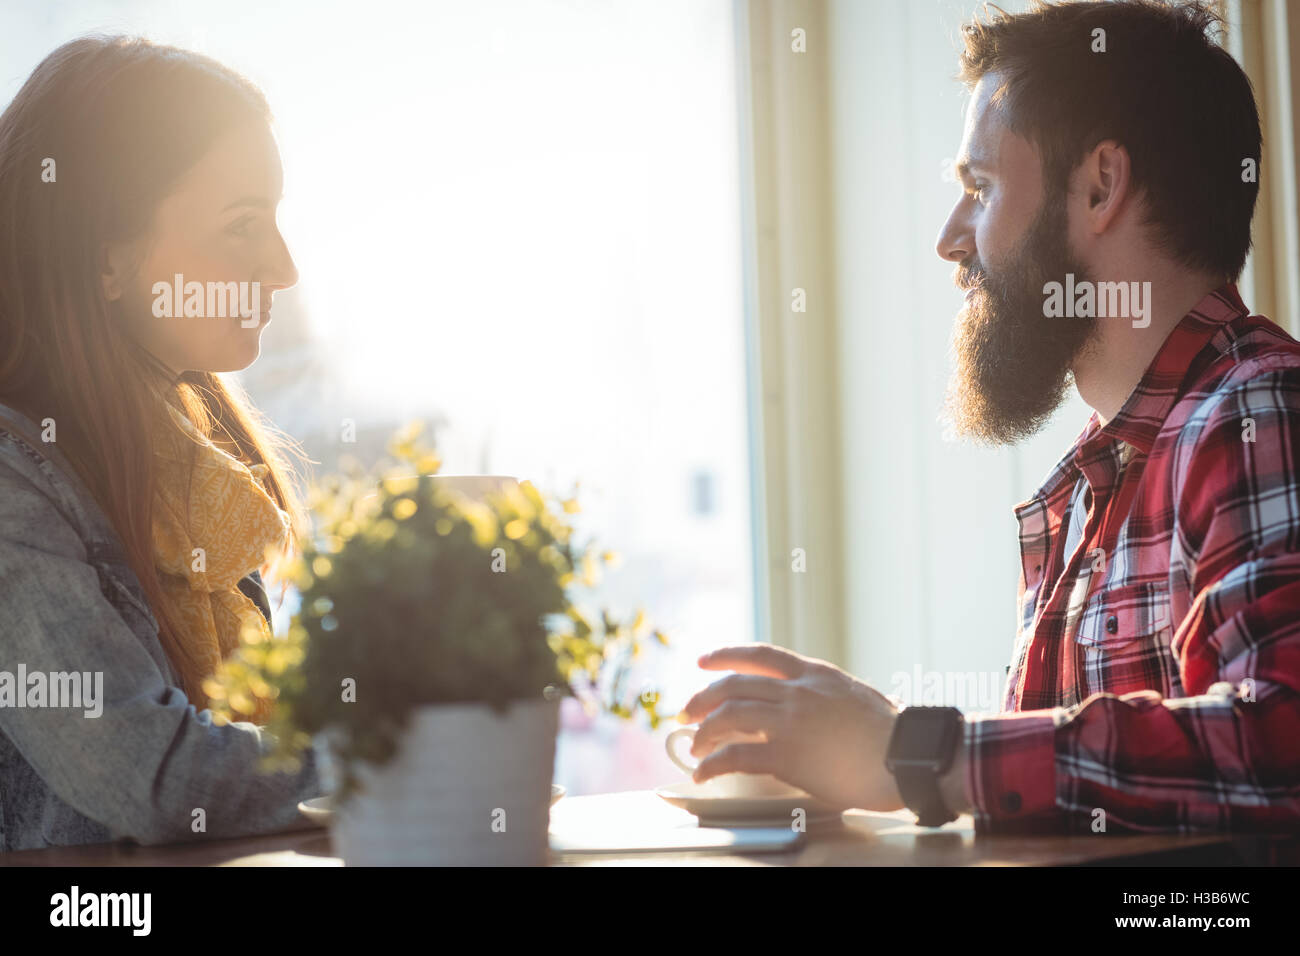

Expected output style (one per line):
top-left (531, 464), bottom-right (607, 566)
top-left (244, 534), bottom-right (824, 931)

top-left (0, 401), bottom-right (66, 494)
top-left (0, 400), bottom-right (162, 638)
top-left (0, 401), bottom-right (54, 471)
top-left (0, 400), bottom-right (103, 554)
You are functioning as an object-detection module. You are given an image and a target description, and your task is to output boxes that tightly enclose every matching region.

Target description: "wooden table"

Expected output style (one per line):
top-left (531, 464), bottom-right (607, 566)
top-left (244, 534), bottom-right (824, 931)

top-left (0, 790), bottom-right (1286, 866)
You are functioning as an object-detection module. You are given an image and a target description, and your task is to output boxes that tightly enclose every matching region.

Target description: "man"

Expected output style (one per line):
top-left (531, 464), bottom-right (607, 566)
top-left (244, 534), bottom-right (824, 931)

top-left (679, 0), bottom-right (1300, 833)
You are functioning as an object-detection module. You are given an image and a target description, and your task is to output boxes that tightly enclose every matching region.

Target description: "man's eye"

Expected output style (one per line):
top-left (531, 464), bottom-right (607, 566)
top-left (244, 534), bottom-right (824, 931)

top-left (968, 184), bottom-right (990, 204)
top-left (227, 217), bottom-right (255, 237)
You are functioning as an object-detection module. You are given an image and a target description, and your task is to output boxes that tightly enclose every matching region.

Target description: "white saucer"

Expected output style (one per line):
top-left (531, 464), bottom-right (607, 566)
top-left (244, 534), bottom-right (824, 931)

top-left (297, 784), bottom-right (566, 824)
top-left (654, 781), bottom-right (841, 827)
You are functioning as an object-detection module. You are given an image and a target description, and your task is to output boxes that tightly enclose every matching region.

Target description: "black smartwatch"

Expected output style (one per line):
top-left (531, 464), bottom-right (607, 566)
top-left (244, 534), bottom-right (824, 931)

top-left (884, 706), bottom-right (964, 827)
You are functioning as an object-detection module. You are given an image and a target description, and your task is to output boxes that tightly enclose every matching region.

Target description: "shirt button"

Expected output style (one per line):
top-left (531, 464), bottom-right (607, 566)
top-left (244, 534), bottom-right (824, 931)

top-left (1001, 791), bottom-right (1022, 814)
top-left (1106, 615), bottom-right (1119, 634)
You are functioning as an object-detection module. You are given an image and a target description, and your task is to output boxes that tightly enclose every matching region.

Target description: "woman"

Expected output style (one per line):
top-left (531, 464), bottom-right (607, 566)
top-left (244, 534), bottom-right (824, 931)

top-left (0, 35), bottom-right (328, 851)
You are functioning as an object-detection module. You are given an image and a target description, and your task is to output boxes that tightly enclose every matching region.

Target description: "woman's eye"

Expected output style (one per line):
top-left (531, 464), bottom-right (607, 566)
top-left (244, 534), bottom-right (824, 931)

top-left (968, 184), bottom-right (990, 204)
top-left (227, 217), bottom-right (255, 237)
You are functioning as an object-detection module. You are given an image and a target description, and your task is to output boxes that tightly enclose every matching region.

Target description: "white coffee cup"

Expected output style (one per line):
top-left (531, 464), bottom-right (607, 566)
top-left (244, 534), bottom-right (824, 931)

top-left (664, 726), bottom-right (806, 798)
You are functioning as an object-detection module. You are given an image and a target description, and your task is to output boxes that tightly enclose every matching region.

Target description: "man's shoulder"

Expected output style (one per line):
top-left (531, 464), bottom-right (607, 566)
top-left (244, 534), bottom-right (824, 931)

top-left (1168, 313), bottom-right (1300, 440)
top-left (1212, 311), bottom-right (1300, 383)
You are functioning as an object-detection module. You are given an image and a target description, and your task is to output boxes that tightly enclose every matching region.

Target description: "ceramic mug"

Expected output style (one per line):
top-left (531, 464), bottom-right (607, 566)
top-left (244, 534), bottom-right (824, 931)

top-left (664, 726), bottom-right (806, 798)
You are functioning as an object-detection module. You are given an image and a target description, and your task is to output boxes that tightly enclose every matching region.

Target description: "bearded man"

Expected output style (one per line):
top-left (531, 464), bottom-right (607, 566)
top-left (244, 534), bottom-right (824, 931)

top-left (679, 0), bottom-right (1300, 835)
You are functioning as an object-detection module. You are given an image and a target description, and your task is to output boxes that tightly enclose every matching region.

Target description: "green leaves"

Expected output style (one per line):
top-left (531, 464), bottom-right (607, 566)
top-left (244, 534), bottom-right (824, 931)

top-left (206, 422), bottom-right (669, 798)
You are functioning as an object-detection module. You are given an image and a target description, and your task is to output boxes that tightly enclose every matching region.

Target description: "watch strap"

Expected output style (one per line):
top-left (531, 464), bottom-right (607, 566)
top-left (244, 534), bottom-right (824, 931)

top-left (893, 763), bottom-right (957, 827)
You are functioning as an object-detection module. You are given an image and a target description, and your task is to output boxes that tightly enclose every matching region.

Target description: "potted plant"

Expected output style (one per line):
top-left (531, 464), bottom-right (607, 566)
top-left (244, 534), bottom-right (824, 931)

top-left (205, 424), bottom-right (668, 865)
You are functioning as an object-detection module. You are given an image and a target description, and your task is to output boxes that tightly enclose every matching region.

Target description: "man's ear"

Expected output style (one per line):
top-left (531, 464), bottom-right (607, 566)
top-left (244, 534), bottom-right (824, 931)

top-left (1084, 139), bottom-right (1131, 233)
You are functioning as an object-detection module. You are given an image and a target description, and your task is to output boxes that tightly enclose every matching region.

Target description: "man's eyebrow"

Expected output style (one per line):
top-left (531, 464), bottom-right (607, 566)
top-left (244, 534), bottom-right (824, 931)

top-left (220, 195), bottom-right (282, 212)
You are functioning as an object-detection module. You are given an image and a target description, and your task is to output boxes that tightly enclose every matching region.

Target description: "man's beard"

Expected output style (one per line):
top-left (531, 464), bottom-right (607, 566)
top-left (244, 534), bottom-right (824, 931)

top-left (944, 195), bottom-right (1098, 445)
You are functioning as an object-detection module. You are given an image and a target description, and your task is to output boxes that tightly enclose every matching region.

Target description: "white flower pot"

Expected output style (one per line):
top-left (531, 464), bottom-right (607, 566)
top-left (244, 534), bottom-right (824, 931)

top-left (329, 696), bottom-right (559, 865)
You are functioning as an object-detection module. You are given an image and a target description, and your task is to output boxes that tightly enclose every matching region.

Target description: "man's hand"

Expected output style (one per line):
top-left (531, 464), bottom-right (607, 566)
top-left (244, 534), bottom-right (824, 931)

top-left (677, 644), bottom-right (905, 812)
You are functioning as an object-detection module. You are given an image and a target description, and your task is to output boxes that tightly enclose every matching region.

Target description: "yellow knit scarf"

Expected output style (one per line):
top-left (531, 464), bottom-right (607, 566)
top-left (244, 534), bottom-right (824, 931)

top-left (152, 400), bottom-right (288, 724)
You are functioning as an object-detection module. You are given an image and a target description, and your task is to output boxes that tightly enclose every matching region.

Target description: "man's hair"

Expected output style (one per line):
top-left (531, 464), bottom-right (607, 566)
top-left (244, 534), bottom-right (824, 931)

top-left (958, 0), bottom-right (1261, 280)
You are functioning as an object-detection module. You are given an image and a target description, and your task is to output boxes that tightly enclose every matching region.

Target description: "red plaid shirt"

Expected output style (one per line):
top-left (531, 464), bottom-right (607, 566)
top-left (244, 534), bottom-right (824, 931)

top-left (965, 283), bottom-right (1300, 833)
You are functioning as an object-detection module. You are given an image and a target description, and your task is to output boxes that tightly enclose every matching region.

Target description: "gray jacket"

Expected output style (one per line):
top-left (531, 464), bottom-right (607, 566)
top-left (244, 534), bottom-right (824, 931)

top-left (0, 401), bottom-right (331, 852)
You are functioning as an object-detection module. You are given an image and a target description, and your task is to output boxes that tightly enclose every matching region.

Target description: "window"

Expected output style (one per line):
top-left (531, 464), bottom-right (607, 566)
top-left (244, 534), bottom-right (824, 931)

top-left (1, 0), bottom-right (757, 794)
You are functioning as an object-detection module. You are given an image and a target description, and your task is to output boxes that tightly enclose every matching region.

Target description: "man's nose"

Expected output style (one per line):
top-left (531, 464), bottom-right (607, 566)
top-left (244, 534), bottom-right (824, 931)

top-left (935, 205), bottom-right (973, 264)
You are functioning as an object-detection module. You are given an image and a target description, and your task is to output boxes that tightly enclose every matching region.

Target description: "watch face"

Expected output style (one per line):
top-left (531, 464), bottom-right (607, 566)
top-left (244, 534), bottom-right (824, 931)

top-left (888, 707), bottom-right (960, 763)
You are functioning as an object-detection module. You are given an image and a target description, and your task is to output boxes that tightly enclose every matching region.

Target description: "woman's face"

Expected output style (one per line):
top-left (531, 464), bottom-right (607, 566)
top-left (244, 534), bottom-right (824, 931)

top-left (102, 120), bottom-right (298, 375)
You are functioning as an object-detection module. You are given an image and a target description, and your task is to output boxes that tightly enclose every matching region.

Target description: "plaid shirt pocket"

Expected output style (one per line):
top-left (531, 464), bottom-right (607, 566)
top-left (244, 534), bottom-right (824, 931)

top-left (1074, 581), bottom-right (1177, 698)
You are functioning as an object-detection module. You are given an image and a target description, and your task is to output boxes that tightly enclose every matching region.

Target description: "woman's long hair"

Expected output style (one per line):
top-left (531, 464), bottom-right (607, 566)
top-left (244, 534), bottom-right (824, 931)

top-left (0, 35), bottom-right (305, 708)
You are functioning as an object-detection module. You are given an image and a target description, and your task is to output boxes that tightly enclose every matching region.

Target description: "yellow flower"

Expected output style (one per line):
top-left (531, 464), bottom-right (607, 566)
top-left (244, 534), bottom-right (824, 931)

top-left (382, 475), bottom-right (418, 497)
